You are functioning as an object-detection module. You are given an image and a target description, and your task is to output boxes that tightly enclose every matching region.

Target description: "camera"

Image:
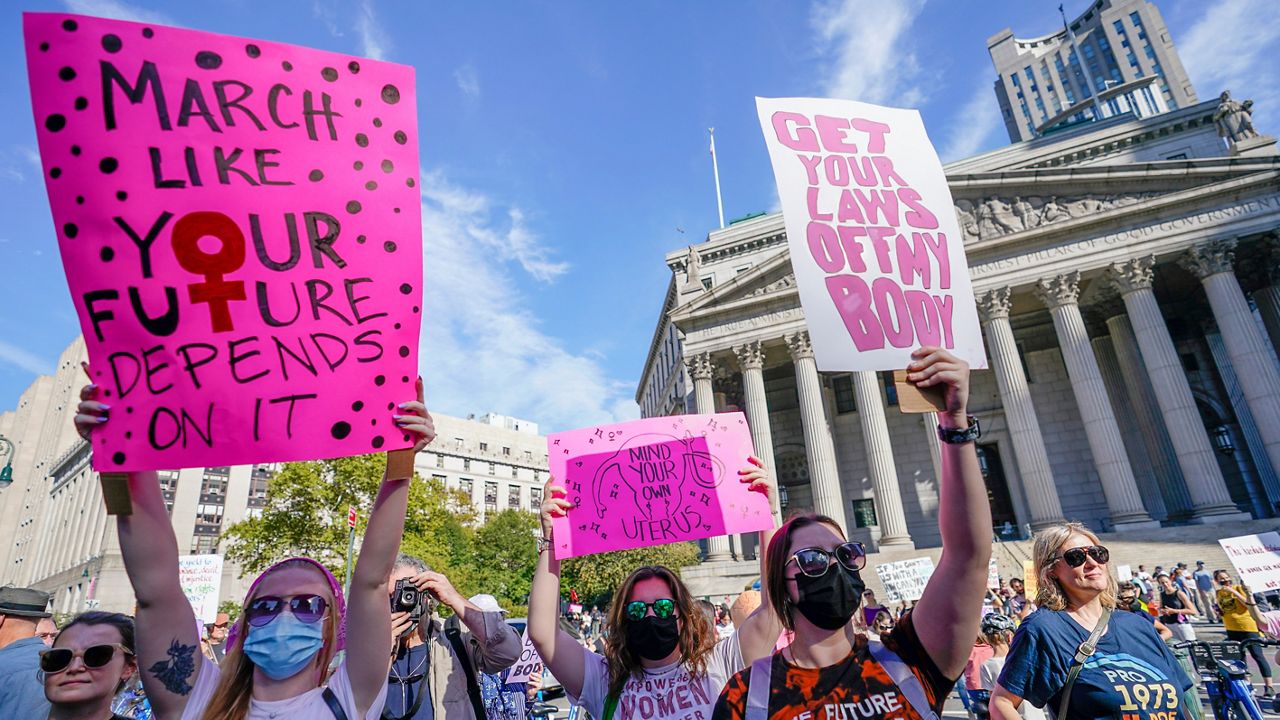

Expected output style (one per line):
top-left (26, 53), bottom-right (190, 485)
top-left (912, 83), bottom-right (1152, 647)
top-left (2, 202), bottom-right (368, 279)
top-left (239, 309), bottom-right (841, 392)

top-left (391, 578), bottom-right (425, 622)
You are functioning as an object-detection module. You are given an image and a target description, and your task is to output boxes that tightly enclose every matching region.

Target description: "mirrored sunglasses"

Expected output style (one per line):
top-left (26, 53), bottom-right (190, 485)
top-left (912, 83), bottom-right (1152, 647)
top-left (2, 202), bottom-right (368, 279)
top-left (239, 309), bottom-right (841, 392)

top-left (787, 542), bottom-right (867, 578)
top-left (39, 643), bottom-right (132, 673)
top-left (245, 593), bottom-right (329, 627)
top-left (624, 598), bottom-right (676, 621)
top-left (1054, 545), bottom-right (1109, 568)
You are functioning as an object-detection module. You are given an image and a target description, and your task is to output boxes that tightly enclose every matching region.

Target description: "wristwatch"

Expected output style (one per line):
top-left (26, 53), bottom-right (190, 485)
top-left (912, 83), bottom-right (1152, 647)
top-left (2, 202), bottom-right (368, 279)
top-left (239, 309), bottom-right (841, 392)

top-left (937, 415), bottom-right (981, 444)
top-left (536, 536), bottom-right (554, 554)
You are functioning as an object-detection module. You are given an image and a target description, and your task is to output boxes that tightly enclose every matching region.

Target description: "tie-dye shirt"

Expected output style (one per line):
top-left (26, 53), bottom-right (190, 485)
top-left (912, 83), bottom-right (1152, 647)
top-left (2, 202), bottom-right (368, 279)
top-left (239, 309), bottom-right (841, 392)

top-left (712, 613), bottom-right (953, 720)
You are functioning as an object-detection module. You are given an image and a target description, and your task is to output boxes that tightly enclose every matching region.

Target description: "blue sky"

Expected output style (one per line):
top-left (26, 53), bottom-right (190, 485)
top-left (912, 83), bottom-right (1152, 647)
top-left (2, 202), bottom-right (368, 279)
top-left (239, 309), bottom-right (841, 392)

top-left (1, 0), bottom-right (1277, 432)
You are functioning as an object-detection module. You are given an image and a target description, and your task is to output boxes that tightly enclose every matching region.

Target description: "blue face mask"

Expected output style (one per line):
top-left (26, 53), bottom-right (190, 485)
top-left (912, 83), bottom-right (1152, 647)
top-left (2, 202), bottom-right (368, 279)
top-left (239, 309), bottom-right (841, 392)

top-left (242, 614), bottom-right (326, 681)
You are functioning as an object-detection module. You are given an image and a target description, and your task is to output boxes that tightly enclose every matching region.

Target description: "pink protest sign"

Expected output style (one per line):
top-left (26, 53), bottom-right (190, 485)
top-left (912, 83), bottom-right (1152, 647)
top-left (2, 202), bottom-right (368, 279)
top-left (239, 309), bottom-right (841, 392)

top-left (548, 412), bottom-right (772, 559)
top-left (24, 13), bottom-right (422, 471)
top-left (756, 97), bottom-right (986, 372)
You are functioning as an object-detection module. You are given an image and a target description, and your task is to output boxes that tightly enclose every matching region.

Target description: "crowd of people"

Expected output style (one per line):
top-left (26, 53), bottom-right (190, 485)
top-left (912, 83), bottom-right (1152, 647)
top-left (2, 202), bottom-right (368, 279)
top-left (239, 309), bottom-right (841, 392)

top-left (0, 347), bottom-right (1269, 720)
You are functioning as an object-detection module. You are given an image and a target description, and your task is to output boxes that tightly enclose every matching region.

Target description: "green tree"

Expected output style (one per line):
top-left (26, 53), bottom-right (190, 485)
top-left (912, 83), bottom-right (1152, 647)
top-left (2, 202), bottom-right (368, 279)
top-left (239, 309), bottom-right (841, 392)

top-left (467, 509), bottom-right (540, 612)
top-left (561, 542), bottom-right (703, 606)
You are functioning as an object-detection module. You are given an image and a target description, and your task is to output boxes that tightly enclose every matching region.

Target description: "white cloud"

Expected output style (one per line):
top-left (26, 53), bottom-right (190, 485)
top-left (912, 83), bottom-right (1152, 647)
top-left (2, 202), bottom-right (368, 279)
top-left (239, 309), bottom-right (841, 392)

top-left (939, 79), bottom-right (1003, 162)
top-left (810, 0), bottom-right (929, 106)
top-left (1179, 0), bottom-right (1280, 133)
top-left (311, 0), bottom-right (344, 39)
top-left (417, 171), bottom-right (637, 430)
top-left (454, 65), bottom-right (480, 100)
top-left (61, 0), bottom-right (172, 24)
top-left (0, 341), bottom-right (52, 376)
top-left (356, 0), bottom-right (391, 61)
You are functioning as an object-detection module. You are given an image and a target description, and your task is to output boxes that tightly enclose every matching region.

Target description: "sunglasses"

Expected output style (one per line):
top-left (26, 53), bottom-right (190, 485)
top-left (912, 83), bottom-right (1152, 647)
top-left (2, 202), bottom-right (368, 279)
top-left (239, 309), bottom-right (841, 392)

top-left (624, 599), bottom-right (676, 621)
top-left (787, 542), bottom-right (867, 578)
top-left (39, 643), bottom-right (132, 673)
top-left (1053, 545), bottom-right (1110, 568)
top-left (245, 594), bottom-right (329, 627)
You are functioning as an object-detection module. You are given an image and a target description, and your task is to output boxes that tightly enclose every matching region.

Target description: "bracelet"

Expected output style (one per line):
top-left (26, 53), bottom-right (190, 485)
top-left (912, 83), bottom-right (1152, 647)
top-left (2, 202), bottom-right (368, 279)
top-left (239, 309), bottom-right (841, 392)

top-left (937, 415), bottom-right (981, 444)
top-left (536, 537), bottom-right (553, 554)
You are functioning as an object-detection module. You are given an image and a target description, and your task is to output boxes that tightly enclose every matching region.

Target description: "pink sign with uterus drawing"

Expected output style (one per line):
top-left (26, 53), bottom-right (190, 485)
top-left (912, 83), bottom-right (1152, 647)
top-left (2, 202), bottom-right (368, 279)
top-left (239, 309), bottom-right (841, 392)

top-left (548, 412), bottom-right (772, 559)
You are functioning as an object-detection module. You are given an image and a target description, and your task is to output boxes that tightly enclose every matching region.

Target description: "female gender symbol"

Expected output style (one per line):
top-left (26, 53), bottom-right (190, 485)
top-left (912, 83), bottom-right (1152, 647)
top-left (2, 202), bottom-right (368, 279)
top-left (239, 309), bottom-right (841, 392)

top-left (171, 211), bottom-right (246, 332)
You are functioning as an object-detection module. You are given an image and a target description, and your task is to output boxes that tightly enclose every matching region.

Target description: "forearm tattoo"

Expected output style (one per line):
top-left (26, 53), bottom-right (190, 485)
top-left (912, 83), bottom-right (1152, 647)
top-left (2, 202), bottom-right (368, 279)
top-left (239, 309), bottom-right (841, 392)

top-left (148, 638), bottom-right (198, 695)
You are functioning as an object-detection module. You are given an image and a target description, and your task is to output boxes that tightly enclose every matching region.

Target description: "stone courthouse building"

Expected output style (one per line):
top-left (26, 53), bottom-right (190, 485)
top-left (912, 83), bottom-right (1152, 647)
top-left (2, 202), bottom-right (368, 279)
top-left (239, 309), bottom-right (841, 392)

top-left (636, 1), bottom-right (1280, 578)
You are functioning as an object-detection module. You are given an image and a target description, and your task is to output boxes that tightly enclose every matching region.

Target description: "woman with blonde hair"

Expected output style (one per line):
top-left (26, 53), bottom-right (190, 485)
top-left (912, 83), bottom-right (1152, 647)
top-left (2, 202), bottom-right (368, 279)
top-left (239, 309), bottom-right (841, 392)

top-left (74, 378), bottom-right (436, 720)
top-left (990, 522), bottom-right (1191, 720)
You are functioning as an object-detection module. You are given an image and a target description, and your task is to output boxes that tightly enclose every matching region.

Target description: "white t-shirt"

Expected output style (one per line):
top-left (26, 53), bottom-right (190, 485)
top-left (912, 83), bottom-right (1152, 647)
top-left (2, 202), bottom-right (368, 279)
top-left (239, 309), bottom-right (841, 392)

top-left (571, 632), bottom-right (744, 720)
top-left (180, 658), bottom-right (387, 720)
top-left (979, 655), bottom-right (1046, 720)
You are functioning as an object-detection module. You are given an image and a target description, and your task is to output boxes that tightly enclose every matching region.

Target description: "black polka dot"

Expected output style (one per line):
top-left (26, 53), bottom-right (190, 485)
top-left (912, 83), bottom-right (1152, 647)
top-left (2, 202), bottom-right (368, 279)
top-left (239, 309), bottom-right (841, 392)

top-left (125, 407), bottom-right (133, 414)
top-left (365, 181), bottom-right (378, 190)
top-left (321, 67), bottom-right (338, 82)
top-left (373, 118), bottom-right (383, 128)
top-left (330, 421), bottom-right (352, 439)
top-left (394, 322), bottom-right (402, 330)
top-left (354, 98), bottom-right (363, 108)
top-left (99, 157), bottom-right (119, 174)
top-left (39, 42), bottom-right (49, 51)
top-left (383, 241), bottom-right (397, 253)
top-left (346, 200), bottom-right (362, 214)
top-left (387, 402), bottom-right (395, 410)
top-left (49, 167), bottom-right (61, 179)
top-left (356, 234), bottom-right (367, 244)
top-left (282, 61), bottom-right (293, 71)
top-left (74, 97), bottom-right (88, 111)
top-left (112, 452), bottom-right (125, 465)
top-left (71, 145), bottom-right (81, 156)
top-left (352, 401), bottom-right (365, 412)
top-left (381, 159), bottom-right (394, 173)
top-left (398, 346), bottom-right (410, 358)
top-left (348, 60), bottom-right (360, 74)
top-left (406, 177), bottom-right (416, 187)
top-left (63, 223), bottom-right (78, 238)
top-left (381, 84), bottom-right (401, 103)
top-left (75, 195), bottom-right (85, 205)
top-left (399, 283), bottom-right (413, 294)
top-left (45, 114), bottom-right (66, 132)
top-left (371, 418), bottom-right (377, 426)
top-left (195, 51), bottom-right (223, 69)
top-left (372, 436), bottom-right (385, 449)
top-left (142, 28), bottom-right (154, 38)
top-left (394, 130), bottom-right (407, 145)
top-left (375, 375), bottom-right (386, 386)
top-left (58, 66), bottom-right (76, 81)
top-left (100, 247), bottom-right (115, 262)
top-left (103, 389), bottom-right (111, 397)
top-left (308, 169), bottom-right (324, 182)
top-left (245, 43), bottom-right (261, 58)
top-left (354, 161), bottom-right (364, 170)
top-left (393, 207), bottom-right (401, 214)
top-left (412, 306), bottom-right (420, 314)
top-left (116, 191), bottom-right (127, 201)
top-left (62, 19), bottom-right (78, 31)
top-left (401, 376), bottom-right (409, 383)
top-left (101, 34), bottom-right (122, 53)
top-left (124, 431), bottom-right (132, 439)
top-left (355, 133), bottom-right (369, 147)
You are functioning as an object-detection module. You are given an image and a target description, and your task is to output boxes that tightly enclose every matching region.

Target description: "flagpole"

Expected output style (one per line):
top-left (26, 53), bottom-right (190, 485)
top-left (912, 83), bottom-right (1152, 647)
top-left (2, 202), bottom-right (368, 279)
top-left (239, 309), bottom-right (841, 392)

top-left (709, 128), bottom-right (725, 229)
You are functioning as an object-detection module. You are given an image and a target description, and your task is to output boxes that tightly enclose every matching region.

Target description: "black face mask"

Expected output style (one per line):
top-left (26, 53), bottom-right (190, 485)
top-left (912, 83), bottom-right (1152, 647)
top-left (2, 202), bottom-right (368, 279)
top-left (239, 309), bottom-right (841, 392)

top-left (625, 615), bottom-right (680, 661)
top-left (792, 566), bottom-right (866, 631)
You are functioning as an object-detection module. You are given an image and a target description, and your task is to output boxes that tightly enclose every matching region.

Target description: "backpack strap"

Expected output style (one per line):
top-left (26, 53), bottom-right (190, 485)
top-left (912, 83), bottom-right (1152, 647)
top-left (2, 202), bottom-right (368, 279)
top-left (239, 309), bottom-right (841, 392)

top-left (868, 640), bottom-right (939, 720)
top-left (445, 625), bottom-right (486, 720)
top-left (744, 655), bottom-right (773, 720)
top-left (601, 692), bottom-right (619, 720)
top-left (322, 687), bottom-right (350, 720)
top-left (1056, 608), bottom-right (1111, 720)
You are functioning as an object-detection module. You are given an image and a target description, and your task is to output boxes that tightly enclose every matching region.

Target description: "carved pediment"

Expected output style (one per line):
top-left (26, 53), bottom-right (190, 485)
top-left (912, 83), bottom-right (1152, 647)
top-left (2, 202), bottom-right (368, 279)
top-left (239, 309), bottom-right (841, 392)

top-left (954, 192), bottom-right (1161, 242)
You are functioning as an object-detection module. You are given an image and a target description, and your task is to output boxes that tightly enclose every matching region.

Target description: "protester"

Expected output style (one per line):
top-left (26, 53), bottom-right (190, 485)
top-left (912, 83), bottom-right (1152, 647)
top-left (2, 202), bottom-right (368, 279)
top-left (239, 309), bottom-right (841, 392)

top-left (41, 611), bottom-right (137, 720)
top-left (464, 594), bottom-right (532, 720)
top-left (37, 616), bottom-right (60, 647)
top-left (205, 612), bottom-right (230, 663)
top-left (961, 635), bottom-right (994, 718)
top-left (530, 456), bottom-right (780, 720)
top-left (713, 347), bottom-right (991, 720)
top-left (384, 557), bottom-right (522, 720)
top-left (1116, 582), bottom-right (1173, 641)
top-left (861, 589), bottom-right (891, 629)
top-left (1156, 572), bottom-right (1198, 641)
top-left (977, 613), bottom-right (1044, 720)
top-left (0, 585), bottom-right (54, 717)
top-left (1192, 561), bottom-right (1219, 622)
top-left (871, 610), bottom-right (896, 637)
top-left (990, 523), bottom-right (1191, 719)
top-left (74, 378), bottom-right (435, 720)
top-left (1215, 569), bottom-right (1274, 696)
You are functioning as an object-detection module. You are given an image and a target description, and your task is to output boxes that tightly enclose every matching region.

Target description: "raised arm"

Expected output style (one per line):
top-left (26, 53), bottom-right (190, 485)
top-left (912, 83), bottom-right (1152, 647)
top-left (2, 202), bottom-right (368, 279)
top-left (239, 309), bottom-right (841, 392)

top-left (905, 347), bottom-right (993, 678)
top-left (529, 479), bottom-right (587, 700)
top-left (76, 384), bottom-right (199, 719)
top-left (415, 571), bottom-right (522, 672)
top-left (735, 457), bottom-right (783, 666)
top-left (345, 379), bottom-right (436, 714)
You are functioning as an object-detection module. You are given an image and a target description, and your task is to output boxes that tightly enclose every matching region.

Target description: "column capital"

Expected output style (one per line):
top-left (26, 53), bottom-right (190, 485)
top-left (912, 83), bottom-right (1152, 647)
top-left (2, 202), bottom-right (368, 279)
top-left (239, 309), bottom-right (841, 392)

top-left (685, 352), bottom-right (715, 381)
top-left (785, 332), bottom-right (814, 361)
top-left (733, 340), bottom-right (767, 371)
top-left (1034, 271), bottom-right (1082, 309)
top-left (977, 287), bottom-right (1012, 322)
top-left (1107, 255), bottom-right (1156, 296)
top-left (1180, 239), bottom-right (1238, 279)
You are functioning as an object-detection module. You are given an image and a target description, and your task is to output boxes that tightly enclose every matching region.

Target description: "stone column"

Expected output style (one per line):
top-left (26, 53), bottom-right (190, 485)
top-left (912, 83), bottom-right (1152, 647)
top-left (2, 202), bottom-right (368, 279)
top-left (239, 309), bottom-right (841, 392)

top-left (734, 341), bottom-right (781, 521)
top-left (786, 332), bottom-right (849, 535)
top-left (1108, 256), bottom-right (1245, 521)
top-left (1034, 272), bottom-right (1158, 529)
top-left (1103, 312), bottom-right (1195, 519)
top-left (977, 288), bottom-right (1065, 528)
top-left (852, 371), bottom-right (914, 547)
top-left (1090, 332), bottom-right (1168, 521)
top-left (1181, 240), bottom-right (1280, 486)
top-left (686, 352), bottom-right (733, 561)
top-left (1252, 233), bottom-right (1280, 358)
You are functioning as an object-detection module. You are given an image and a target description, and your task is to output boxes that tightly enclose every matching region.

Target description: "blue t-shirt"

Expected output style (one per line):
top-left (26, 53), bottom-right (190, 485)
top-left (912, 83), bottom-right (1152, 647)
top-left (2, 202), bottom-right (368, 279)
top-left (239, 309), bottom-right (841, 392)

top-left (1193, 570), bottom-right (1214, 592)
top-left (998, 609), bottom-right (1191, 720)
top-left (0, 636), bottom-right (50, 719)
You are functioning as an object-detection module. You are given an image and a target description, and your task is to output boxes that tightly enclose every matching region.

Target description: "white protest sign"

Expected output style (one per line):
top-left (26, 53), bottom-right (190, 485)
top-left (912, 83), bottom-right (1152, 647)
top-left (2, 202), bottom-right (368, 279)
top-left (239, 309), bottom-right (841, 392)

top-left (876, 556), bottom-right (935, 603)
top-left (1117, 564), bottom-right (1133, 582)
top-left (987, 557), bottom-right (1000, 590)
top-left (755, 97), bottom-right (986, 372)
top-left (178, 554), bottom-right (223, 625)
top-left (1219, 532), bottom-right (1280, 592)
top-left (507, 630), bottom-right (543, 685)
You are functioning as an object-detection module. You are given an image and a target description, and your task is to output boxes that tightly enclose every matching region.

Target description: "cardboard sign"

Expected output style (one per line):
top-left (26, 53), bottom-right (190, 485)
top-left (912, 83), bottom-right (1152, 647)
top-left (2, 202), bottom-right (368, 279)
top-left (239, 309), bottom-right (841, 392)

top-left (507, 630), bottom-right (542, 685)
top-left (548, 412), bottom-right (772, 559)
top-left (24, 13), bottom-right (422, 471)
top-left (1023, 559), bottom-right (1037, 598)
top-left (876, 557), bottom-right (935, 603)
top-left (1219, 532), bottom-right (1280, 592)
top-left (755, 97), bottom-right (986, 372)
top-left (178, 554), bottom-right (222, 624)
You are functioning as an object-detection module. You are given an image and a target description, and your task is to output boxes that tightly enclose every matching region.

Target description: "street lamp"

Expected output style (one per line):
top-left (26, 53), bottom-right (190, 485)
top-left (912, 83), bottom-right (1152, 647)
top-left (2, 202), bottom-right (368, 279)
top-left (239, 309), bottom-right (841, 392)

top-left (0, 435), bottom-right (14, 489)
